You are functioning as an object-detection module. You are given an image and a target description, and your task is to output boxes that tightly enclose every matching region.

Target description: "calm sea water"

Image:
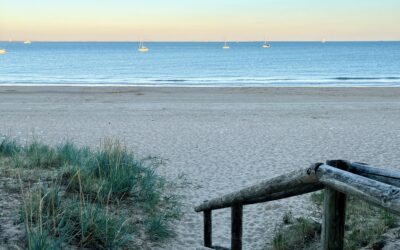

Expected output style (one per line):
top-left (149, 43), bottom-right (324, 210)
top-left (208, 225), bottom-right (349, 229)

top-left (0, 42), bottom-right (399, 87)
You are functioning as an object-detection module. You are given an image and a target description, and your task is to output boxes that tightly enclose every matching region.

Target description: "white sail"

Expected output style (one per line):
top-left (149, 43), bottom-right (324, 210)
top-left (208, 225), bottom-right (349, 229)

top-left (223, 40), bottom-right (230, 49)
top-left (262, 37), bottom-right (270, 48)
top-left (138, 40), bottom-right (149, 52)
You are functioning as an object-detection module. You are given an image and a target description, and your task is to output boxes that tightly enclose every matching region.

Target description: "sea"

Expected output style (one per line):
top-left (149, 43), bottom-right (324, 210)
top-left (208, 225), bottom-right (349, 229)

top-left (0, 41), bottom-right (399, 87)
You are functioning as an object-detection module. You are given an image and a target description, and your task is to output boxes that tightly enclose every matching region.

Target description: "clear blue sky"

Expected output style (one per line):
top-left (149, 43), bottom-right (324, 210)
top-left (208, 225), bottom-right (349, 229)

top-left (1, 0), bottom-right (399, 41)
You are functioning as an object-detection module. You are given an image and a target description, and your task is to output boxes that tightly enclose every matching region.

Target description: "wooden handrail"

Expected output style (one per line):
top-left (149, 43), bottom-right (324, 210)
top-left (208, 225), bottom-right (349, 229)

top-left (195, 163), bottom-right (323, 212)
top-left (316, 164), bottom-right (400, 215)
top-left (194, 160), bottom-right (400, 250)
top-left (349, 162), bottom-right (400, 187)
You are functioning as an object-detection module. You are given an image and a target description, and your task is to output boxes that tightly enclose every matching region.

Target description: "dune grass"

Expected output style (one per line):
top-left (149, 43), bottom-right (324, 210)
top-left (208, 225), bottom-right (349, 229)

top-left (269, 190), bottom-right (399, 250)
top-left (0, 136), bottom-right (182, 249)
top-left (0, 136), bottom-right (21, 157)
top-left (312, 191), bottom-right (398, 250)
top-left (271, 210), bottom-right (320, 250)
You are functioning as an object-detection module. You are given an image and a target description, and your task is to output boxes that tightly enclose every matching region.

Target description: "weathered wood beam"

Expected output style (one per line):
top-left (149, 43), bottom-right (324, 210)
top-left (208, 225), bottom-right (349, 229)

top-left (243, 183), bottom-right (324, 206)
top-left (348, 162), bottom-right (400, 187)
top-left (204, 210), bottom-right (212, 247)
top-left (195, 164), bottom-right (322, 212)
top-left (231, 204), bottom-right (243, 250)
top-left (322, 187), bottom-right (346, 250)
top-left (316, 164), bottom-right (400, 215)
top-left (326, 159), bottom-right (400, 187)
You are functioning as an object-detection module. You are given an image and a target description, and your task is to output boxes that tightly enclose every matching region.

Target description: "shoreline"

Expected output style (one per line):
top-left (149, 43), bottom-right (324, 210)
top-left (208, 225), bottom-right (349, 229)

top-left (2, 85), bottom-right (400, 101)
top-left (2, 85), bottom-right (400, 90)
top-left (1, 84), bottom-right (400, 88)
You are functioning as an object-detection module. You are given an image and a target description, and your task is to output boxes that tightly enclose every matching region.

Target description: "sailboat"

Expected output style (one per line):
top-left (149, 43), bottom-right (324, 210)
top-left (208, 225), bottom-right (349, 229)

top-left (138, 41), bottom-right (149, 52)
top-left (24, 40), bottom-right (31, 44)
top-left (0, 49), bottom-right (6, 55)
top-left (262, 38), bottom-right (271, 48)
top-left (222, 40), bottom-right (230, 49)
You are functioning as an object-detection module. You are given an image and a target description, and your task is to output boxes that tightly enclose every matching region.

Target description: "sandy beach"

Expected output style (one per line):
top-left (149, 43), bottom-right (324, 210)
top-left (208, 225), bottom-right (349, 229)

top-left (1, 86), bottom-right (400, 249)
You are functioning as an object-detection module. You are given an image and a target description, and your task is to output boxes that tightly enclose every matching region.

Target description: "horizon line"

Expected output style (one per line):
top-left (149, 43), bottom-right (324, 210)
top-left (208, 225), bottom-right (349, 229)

top-left (1, 40), bottom-right (400, 43)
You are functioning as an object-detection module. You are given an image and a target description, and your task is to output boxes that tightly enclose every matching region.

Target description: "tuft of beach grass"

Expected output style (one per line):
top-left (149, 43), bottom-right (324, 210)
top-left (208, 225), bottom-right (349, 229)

top-left (0, 136), bottom-right (183, 249)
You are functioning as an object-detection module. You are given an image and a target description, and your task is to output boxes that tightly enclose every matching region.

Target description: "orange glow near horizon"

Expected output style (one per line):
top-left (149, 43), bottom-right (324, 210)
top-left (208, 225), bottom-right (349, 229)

top-left (1, 0), bottom-right (400, 42)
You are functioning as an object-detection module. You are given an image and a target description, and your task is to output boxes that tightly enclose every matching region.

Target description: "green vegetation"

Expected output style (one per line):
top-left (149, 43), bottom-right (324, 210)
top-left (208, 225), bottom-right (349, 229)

top-left (0, 136), bottom-right (21, 157)
top-left (272, 215), bottom-right (320, 250)
top-left (0, 136), bottom-right (182, 249)
top-left (269, 191), bottom-right (399, 250)
top-left (343, 198), bottom-right (397, 249)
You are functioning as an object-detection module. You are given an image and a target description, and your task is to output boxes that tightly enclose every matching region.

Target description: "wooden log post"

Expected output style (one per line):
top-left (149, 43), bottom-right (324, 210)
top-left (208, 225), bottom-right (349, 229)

top-left (321, 160), bottom-right (348, 250)
top-left (204, 209), bottom-right (212, 247)
top-left (317, 162), bottom-right (400, 249)
top-left (231, 204), bottom-right (243, 250)
top-left (322, 187), bottom-right (346, 250)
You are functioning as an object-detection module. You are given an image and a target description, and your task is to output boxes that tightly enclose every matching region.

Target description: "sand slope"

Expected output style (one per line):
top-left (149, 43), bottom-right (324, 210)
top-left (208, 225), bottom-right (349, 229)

top-left (1, 86), bottom-right (400, 249)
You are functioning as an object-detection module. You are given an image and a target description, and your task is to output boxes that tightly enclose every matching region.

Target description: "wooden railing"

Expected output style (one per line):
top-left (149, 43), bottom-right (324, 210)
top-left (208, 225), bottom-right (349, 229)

top-left (194, 160), bottom-right (400, 250)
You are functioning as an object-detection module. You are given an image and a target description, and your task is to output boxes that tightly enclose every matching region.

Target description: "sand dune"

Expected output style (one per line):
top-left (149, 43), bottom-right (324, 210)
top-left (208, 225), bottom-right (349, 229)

top-left (1, 86), bottom-right (400, 249)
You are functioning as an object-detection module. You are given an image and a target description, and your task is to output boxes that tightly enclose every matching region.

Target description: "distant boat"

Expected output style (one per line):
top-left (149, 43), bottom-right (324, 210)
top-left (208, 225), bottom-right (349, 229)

top-left (262, 39), bottom-right (271, 48)
top-left (24, 40), bottom-right (31, 44)
top-left (222, 40), bottom-right (230, 49)
top-left (321, 39), bottom-right (326, 44)
top-left (0, 49), bottom-right (6, 55)
top-left (138, 41), bottom-right (149, 52)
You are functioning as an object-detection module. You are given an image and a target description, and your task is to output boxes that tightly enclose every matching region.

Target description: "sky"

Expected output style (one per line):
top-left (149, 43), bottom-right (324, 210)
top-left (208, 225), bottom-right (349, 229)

top-left (1, 0), bottom-right (399, 41)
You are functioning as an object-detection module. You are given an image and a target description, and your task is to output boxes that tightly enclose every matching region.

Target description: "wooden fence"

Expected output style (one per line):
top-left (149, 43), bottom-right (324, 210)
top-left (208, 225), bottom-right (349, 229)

top-left (194, 160), bottom-right (400, 250)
